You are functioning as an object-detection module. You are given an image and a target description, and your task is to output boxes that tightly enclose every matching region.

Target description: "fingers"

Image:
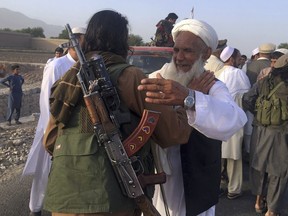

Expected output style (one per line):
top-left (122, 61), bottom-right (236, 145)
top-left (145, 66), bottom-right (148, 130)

top-left (199, 71), bottom-right (215, 84)
top-left (146, 91), bottom-right (166, 99)
top-left (138, 82), bottom-right (162, 92)
top-left (138, 77), bottom-right (167, 91)
top-left (188, 71), bottom-right (216, 94)
top-left (156, 73), bottom-right (164, 79)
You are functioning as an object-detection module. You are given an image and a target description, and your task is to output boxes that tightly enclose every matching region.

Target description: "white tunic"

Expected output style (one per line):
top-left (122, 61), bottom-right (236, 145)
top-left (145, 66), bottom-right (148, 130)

top-left (150, 67), bottom-right (247, 216)
top-left (216, 65), bottom-right (251, 159)
top-left (22, 52), bottom-right (76, 212)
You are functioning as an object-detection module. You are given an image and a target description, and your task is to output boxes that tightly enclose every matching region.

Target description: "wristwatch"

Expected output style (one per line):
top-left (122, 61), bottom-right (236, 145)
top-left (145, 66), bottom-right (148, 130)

top-left (184, 89), bottom-right (195, 110)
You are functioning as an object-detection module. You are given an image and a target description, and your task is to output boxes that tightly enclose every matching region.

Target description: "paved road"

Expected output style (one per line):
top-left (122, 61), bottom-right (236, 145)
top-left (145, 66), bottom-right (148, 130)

top-left (0, 157), bottom-right (287, 216)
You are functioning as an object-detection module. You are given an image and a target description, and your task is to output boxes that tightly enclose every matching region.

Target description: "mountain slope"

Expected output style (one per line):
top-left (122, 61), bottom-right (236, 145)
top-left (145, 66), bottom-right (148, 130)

top-left (0, 8), bottom-right (64, 38)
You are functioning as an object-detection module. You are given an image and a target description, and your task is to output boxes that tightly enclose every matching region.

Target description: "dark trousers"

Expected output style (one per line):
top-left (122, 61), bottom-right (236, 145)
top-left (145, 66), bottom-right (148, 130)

top-left (6, 106), bottom-right (21, 122)
top-left (6, 95), bottom-right (21, 122)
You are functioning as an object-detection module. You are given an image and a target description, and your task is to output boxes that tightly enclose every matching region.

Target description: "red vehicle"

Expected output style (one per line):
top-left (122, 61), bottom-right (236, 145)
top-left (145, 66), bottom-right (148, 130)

top-left (127, 46), bottom-right (173, 75)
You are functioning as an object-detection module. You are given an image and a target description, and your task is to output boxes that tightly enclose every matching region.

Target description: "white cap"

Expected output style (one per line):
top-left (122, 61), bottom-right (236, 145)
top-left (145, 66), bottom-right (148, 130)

top-left (72, 27), bottom-right (86, 34)
top-left (252, 47), bottom-right (259, 56)
top-left (220, 46), bottom-right (234, 62)
top-left (275, 48), bottom-right (288, 55)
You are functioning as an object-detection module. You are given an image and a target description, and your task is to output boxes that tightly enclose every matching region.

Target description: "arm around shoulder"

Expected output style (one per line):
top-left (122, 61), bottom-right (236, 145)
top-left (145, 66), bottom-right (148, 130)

top-left (188, 81), bottom-right (247, 141)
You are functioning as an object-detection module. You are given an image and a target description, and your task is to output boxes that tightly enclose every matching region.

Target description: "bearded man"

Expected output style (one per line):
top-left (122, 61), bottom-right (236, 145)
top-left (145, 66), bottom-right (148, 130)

top-left (138, 19), bottom-right (248, 216)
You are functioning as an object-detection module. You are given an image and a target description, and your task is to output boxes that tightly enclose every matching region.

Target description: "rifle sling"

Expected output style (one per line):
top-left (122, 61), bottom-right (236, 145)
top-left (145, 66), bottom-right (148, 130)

top-left (123, 109), bottom-right (160, 157)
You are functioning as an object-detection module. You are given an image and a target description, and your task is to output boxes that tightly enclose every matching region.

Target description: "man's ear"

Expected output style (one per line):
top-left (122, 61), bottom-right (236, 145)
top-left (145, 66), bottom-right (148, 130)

top-left (230, 57), bottom-right (233, 65)
top-left (202, 47), bottom-right (212, 61)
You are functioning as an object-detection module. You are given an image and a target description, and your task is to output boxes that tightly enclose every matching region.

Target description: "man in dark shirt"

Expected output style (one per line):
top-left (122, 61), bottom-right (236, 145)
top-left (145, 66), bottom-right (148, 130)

top-left (154, 12), bottom-right (178, 47)
top-left (0, 64), bottom-right (24, 126)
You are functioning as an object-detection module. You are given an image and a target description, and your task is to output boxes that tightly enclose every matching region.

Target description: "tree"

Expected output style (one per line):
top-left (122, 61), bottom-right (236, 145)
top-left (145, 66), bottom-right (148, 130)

top-left (128, 34), bottom-right (144, 46)
top-left (278, 43), bottom-right (288, 49)
top-left (57, 29), bottom-right (69, 39)
top-left (16, 27), bottom-right (45, 38)
top-left (0, 28), bottom-right (12, 32)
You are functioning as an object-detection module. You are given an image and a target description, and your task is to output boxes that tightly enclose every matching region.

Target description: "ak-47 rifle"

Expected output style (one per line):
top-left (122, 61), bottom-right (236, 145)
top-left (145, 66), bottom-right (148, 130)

top-left (65, 24), bottom-right (162, 216)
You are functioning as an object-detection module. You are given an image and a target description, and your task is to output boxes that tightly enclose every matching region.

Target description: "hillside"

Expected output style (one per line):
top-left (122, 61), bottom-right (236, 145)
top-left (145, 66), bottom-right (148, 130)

top-left (0, 8), bottom-right (64, 38)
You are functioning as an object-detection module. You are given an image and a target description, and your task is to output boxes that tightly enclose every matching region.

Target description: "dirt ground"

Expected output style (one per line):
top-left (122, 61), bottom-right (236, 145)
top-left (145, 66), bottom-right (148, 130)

top-left (0, 49), bottom-right (53, 83)
top-left (0, 49), bottom-right (48, 181)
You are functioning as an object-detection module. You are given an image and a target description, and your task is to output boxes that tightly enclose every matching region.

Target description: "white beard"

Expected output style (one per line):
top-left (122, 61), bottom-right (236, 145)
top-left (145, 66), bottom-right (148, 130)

top-left (160, 56), bottom-right (205, 87)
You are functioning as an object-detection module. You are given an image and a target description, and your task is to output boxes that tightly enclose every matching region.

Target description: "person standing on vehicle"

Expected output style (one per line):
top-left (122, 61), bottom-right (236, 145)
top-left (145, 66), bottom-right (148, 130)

top-left (0, 64), bottom-right (24, 126)
top-left (154, 12), bottom-right (178, 47)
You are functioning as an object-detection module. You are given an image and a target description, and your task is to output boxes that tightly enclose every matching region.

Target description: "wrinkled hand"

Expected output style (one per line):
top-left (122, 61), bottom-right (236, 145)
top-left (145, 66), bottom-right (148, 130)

top-left (137, 73), bottom-right (189, 106)
top-left (188, 70), bottom-right (215, 94)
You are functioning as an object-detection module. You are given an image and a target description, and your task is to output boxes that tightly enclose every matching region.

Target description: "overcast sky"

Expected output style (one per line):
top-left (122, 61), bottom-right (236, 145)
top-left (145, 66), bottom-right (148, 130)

top-left (0, 0), bottom-right (287, 56)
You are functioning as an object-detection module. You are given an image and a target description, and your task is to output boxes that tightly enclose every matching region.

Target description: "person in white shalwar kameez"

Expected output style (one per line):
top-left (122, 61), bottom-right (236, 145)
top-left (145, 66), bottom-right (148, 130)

top-left (22, 27), bottom-right (86, 216)
top-left (138, 19), bottom-right (247, 216)
top-left (215, 46), bottom-right (251, 199)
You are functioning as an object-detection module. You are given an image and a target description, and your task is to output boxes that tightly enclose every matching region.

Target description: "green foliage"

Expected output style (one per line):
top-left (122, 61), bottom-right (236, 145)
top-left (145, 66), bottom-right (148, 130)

top-left (278, 43), bottom-right (288, 49)
top-left (57, 29), bottom-right (69, 39)
top-left (128, 34), bottom-right (144, 46)
top-left (16, 27), bottom-right (45, 38)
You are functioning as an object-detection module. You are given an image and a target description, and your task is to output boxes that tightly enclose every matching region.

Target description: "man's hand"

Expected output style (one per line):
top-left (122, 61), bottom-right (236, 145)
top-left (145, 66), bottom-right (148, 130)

top-left (137, 73), bottom-right (189, 106)
top-left (188, 70), bottom-right (215, 94)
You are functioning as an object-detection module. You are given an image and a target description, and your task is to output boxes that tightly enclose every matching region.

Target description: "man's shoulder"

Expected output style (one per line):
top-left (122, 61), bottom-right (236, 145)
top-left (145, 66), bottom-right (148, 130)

top-left (156, 19), bottom-right (167, 27)
top-left (46, 57), bottom-right (55, 64)
top-left (52, 55), bottom-right (71, 65)
top-left (205, 55), bottom-right (224, 72)
top-left (120, 65), bottom-right (147, 81)
top-left (248, 59), bottom-right (270, 71)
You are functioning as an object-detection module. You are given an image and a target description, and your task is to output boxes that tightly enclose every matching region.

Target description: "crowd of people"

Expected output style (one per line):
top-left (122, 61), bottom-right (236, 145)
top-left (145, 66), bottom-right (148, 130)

top-left (0, 9), bottom-right (287, 216)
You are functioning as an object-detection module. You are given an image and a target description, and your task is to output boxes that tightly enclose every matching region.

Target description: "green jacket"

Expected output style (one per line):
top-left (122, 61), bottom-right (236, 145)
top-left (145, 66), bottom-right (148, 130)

top-left (44, 53), bottom-right (154, 213)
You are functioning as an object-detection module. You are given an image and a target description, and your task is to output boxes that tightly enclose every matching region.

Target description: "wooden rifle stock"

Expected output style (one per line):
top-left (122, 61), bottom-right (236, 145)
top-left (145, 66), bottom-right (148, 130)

top-left (135, 195), bottom-right (161, 216)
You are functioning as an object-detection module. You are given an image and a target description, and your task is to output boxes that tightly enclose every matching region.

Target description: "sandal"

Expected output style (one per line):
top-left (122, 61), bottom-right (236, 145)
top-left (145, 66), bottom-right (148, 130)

top-left (255, 205), bottom-right (267, 214)
top-left (255, 196), bottom-right (267, 213)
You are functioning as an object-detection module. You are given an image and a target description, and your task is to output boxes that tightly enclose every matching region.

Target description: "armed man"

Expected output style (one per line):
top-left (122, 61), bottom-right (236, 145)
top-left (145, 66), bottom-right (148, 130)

top-left (42, 10), bottom-right (192, 216)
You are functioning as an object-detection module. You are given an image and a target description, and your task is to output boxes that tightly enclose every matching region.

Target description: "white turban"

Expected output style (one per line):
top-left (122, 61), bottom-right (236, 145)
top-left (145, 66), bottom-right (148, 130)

top-left (172, 19), bottom-right (218, 52)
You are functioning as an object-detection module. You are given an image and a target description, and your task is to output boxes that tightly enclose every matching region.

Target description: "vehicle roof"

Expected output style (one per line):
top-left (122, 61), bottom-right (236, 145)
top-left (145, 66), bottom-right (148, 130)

top-left (130, 46), bottom-right (173, 52)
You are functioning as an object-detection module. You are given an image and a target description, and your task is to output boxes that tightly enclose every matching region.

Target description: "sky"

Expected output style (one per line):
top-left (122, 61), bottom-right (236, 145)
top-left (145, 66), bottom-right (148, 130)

top-left (0, 0), bottom-right (288, 56)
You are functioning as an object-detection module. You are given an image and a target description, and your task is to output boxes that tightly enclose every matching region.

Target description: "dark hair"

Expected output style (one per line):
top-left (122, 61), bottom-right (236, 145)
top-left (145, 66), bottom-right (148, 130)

top-left (241, 55), bottom-right (247, 60)
top-left (11, 64), bottom-right (20, 70)
top-left (271, 51), bottom-right (284, 60)
top-left (83, 10), bottom-right (129, 58)
top-left (166, 13), bottom-right (178, 20)
top-left (231, 48), bottom-right (240, 59)
top-left (55, 47), bottom-right (64, 53)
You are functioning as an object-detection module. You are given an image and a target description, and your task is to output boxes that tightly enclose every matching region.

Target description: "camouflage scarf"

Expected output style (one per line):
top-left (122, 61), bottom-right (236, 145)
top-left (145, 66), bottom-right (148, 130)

top-left (49, 51), bottom-right (127, 125)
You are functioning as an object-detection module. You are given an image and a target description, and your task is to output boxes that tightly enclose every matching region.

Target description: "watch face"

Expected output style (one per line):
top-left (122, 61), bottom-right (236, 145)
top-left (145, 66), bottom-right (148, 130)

top-left (184, 96), bottom-right (195, 109)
